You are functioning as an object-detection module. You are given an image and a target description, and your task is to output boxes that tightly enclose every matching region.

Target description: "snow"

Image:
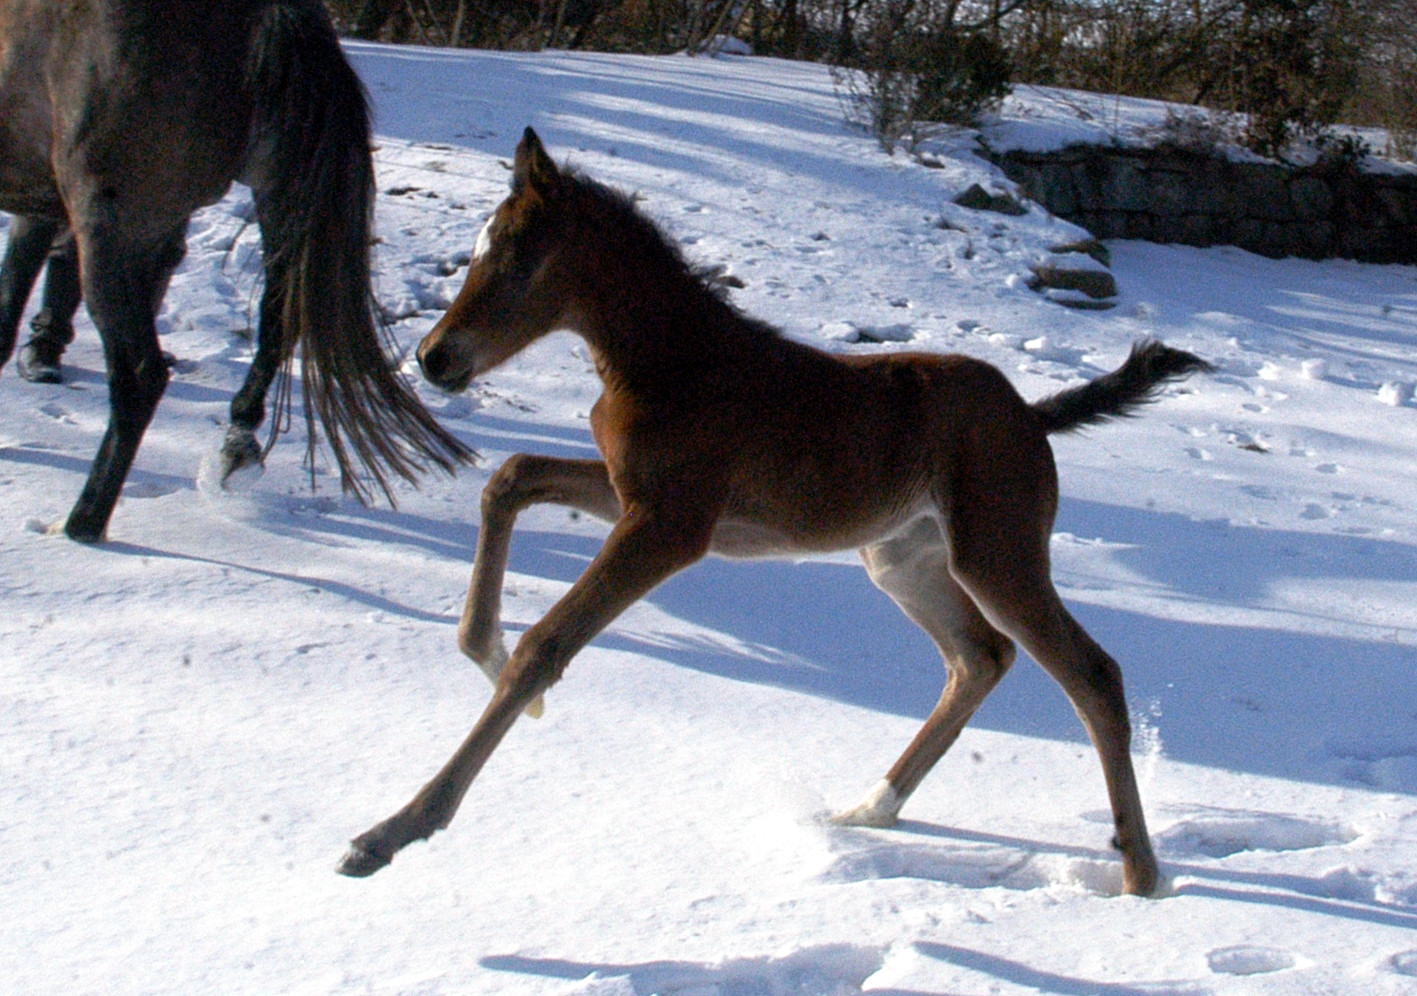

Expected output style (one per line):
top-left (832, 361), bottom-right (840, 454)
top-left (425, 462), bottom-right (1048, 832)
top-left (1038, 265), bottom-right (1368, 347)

top-left (978, 83), bottom-right (1417, 172)
top-left (3, 44), bottom-right (1417, 996)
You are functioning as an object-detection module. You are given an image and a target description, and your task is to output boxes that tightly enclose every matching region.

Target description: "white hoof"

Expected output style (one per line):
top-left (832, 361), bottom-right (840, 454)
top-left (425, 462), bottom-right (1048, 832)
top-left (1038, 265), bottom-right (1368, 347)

top-left (829, 780), bottom-right (901, 828)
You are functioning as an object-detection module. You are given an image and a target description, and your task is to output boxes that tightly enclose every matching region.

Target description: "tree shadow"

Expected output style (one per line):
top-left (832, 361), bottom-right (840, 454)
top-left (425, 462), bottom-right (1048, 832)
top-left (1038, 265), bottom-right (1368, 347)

top-left (912, 943), bottom-right (1197, 996)
top-left (346, 44), bottom-right (943, 207)
top-left (481, 944), bottom-right (888, 996)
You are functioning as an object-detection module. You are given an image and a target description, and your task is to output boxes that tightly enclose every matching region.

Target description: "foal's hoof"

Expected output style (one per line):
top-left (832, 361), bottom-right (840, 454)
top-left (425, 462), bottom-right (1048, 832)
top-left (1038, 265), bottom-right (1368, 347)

top-left (336, 839), bottom-right (393, 878)
top-left (1122, 857), bottom-right (1162, 897)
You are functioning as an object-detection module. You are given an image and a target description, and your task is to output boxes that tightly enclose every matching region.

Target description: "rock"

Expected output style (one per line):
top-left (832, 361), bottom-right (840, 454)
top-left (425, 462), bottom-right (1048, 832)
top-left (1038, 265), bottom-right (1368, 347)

top-left (1029, 252), bottom-right (1118, 300)
top-left (1047, 238), bottom-right (1110, 266)
top-left (954, 183), bottom-right (1028, 216)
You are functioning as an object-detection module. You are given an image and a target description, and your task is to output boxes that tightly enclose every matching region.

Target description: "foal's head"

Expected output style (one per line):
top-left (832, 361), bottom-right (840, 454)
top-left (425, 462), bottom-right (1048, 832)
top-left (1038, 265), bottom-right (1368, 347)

top-left (417, 128), bottom-right (578, 393)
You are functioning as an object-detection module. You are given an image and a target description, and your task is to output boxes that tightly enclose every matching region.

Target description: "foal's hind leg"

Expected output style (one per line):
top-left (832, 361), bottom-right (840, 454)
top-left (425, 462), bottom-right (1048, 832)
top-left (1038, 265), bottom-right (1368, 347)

top-left (834, 517), bottom-right (1016, 827)
top-left (948, 517), bottom-right (1159, 896)
top-left (461, 455), bottom-right (621, 713)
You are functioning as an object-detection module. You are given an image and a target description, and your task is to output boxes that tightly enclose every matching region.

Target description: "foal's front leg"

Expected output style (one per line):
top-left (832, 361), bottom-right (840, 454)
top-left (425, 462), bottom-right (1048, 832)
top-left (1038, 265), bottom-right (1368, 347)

top-left (338, 496), bottom-right (712, 877)
top-left (459, 455), bottom-right (622, 716)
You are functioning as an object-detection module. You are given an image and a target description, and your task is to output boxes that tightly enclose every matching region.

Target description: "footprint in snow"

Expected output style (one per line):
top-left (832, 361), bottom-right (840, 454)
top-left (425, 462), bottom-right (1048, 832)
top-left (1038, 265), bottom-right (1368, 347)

top-left (1392, 951), bottom-right (1417, 977)
top-left (1156, 810), bottom-right (1357, 859)
top-left (1207, 945), bottom-right (1296, 976)
top-left (822, 838), bottom-right (1046, 891)
top-left (1328, 739), bottom-right (1417, 794)
top-left (39, 403), bottom-right (77, 425)
top-left (1239, 484), bottom-right (1279, 501)
top-left (1309, 866), bottom-right (1396, 904)
top-left (1225, 429), bottom-right (1269, 452)
top-left (122, 479), bottom-right (182, 500)
top-left (820, 831), bottom-right (1132, 896)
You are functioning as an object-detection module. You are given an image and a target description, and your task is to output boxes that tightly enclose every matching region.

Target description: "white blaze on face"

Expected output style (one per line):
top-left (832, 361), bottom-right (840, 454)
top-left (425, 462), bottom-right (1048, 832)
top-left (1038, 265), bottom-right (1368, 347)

top-left (472, 216), bottom-right (495, 261)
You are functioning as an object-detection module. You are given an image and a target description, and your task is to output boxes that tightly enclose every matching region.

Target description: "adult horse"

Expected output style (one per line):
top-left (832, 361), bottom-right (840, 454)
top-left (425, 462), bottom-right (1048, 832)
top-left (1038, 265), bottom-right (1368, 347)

top-left (339, 129), bottom-right (1214, 894)
top-left (0, 0), bottom-right (470, 541)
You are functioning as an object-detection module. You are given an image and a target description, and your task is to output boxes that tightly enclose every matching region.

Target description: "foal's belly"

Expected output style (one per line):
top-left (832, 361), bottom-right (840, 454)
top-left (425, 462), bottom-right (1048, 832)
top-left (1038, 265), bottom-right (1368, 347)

top-left (707, 501), bottom-right (935, 560)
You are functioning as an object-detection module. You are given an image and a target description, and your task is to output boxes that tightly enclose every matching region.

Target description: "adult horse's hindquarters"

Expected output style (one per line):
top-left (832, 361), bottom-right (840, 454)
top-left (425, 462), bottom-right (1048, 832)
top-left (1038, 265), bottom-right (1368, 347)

top-left (0, 0), bottom-right (470, 542)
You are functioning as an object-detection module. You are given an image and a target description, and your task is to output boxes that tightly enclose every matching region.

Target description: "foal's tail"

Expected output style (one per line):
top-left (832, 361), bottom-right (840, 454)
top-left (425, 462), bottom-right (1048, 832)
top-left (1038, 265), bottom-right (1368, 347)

top-left (245, 0), bottom-right (471, 503)
top-left (1031, 340), bottom-right (1214, 434)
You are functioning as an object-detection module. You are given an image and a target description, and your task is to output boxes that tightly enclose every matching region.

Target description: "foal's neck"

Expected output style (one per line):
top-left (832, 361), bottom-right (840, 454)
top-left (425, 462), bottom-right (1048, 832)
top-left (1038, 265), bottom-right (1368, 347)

top-left (571, 229), bottom-right (758, 394)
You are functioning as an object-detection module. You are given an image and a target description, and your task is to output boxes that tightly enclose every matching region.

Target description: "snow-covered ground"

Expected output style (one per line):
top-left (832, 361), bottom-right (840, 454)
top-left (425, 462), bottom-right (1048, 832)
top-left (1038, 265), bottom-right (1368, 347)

top-left (3, 45), bottom-right (1416, 996)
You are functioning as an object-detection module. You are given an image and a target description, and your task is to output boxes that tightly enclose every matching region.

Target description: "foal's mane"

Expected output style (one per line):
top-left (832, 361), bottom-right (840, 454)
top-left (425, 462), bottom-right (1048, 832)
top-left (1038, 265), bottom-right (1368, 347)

top-left (564, 170), bottom-right (778, 335)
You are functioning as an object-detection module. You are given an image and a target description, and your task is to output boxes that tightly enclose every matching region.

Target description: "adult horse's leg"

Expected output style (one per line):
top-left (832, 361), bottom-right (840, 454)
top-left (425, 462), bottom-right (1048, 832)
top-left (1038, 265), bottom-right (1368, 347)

top-left (18, 226), bottom-right (81, 384)
top-left (220, 247), bottom-right (290, 478)
top-left (62, 225), bottom-right (185, 543)
top-left (339, 491), bottom-right (714, 877)
top-left (0, 215), bottom-right (62, 368)
top-left (833, 517), bottom-right (1017, 827)
top-left (239, 1), bottom-right (471, 503)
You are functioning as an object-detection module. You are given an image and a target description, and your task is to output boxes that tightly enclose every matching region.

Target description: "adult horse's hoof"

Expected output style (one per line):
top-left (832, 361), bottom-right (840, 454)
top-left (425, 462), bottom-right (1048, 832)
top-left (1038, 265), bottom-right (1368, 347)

top-left (61, 513), bottom-right (106, 544)
top-left (336, 839), bottom-right (392, 878)
top-left (219, 427), bottom-right (264, 485)
top-left (17, 342), bottom-right (63, 384)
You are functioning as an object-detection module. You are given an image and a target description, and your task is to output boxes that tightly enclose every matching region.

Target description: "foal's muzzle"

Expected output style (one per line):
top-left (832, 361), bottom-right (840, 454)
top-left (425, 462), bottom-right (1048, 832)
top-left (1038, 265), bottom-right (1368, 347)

top-left (416, 338), bottom-right (474, 394)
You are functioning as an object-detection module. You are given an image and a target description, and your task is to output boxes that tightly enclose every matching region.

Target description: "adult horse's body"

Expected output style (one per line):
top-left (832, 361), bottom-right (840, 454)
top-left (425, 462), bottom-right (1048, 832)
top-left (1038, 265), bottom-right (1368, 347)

top-left (0, 0), bottom-right (469, 541)
top-left (340, 129), bottom-right (1212, 894)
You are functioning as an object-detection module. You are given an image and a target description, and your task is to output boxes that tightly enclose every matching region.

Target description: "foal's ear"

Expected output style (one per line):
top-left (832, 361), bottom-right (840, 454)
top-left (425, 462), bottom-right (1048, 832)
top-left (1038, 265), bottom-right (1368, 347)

top-left (513, 127), bottom-right (560, 199)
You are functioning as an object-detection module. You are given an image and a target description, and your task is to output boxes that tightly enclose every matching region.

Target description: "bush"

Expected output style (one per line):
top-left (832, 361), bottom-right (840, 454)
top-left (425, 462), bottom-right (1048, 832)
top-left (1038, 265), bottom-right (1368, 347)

top-left (911, 31), bottom-right (1012, 128)
top-left (1153, 107), bottom-right (1245, 153)
top-left (834, 11), bottom-right (1012, 152)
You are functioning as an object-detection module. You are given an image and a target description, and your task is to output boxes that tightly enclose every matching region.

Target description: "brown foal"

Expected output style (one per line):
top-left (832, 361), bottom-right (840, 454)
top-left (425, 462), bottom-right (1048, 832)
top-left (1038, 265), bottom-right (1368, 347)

top-left (338, 128), bottom-right (1213, 893)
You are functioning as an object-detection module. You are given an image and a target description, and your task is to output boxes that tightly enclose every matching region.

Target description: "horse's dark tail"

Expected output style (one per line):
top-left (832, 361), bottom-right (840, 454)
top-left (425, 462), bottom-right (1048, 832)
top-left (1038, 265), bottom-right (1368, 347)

top-left (1031, 339), bottom-right (1214, 435)
top-left (245, 0), bottom-right (471, 503)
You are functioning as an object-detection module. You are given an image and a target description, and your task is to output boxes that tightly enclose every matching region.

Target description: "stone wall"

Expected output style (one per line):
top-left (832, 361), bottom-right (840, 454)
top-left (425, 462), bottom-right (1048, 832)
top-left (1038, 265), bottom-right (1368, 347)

top-left (985, 144), bottom-right (1417, 264)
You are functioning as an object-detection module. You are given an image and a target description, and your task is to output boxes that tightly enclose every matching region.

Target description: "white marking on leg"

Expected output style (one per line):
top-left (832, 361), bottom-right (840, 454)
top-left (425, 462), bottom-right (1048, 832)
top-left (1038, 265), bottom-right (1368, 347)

top-left (473, 637), bottom-right (544, 718)
top-left (473, 636), bottom-right (508, 686)
top-left (830, 779), bottom-right (902, 827)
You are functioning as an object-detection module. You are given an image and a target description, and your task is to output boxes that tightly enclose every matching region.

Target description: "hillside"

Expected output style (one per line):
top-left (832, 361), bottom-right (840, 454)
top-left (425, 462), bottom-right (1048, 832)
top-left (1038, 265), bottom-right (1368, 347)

top-left (2, 44), bottom-right (1416, 996)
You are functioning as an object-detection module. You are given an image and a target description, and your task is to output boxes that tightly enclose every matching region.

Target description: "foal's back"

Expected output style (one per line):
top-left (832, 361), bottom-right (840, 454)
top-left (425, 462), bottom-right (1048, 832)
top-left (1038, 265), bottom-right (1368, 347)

top-left (684, 320), bottom-right (1050, 556)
